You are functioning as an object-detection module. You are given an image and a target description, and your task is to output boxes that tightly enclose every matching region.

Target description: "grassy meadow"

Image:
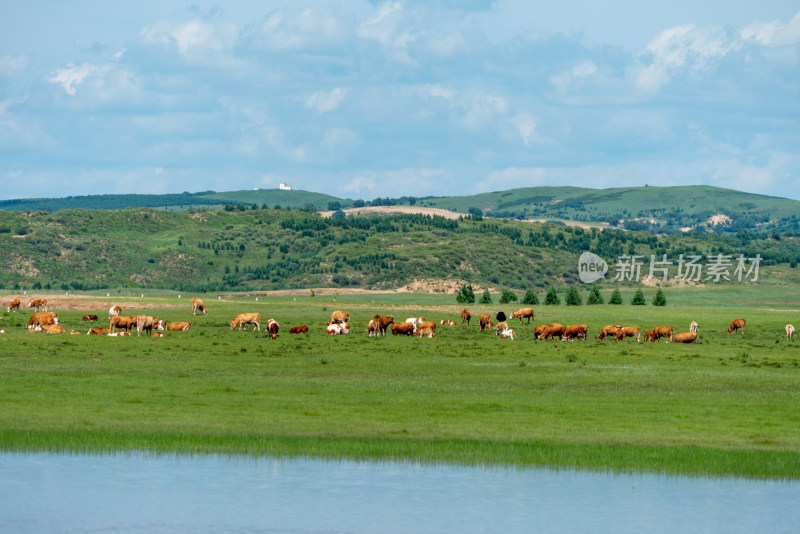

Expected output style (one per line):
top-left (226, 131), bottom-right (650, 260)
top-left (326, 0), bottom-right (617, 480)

top-left (1, 285), bottom-right (799, 479)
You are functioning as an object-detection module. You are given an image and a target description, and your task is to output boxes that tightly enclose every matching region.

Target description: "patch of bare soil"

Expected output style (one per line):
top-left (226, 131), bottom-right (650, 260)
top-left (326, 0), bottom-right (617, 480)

top-left (6, 294), bottom-right (181, 312)
top-left (318, 206), bottom-right (464, 219)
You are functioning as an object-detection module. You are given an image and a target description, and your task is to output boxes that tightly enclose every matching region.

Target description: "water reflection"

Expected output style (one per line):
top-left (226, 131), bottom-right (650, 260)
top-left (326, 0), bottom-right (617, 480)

top-left (1, 451), bottom-right (798, 533)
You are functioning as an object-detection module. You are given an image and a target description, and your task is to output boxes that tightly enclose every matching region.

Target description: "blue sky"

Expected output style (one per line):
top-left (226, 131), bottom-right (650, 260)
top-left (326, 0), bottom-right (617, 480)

top-left (1, 1), bottom-right (799, 201)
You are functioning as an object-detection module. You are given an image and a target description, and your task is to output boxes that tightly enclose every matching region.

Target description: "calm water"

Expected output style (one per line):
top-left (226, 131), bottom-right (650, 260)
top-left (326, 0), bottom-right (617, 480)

top-left (1, 451), bottom-right (798, 533)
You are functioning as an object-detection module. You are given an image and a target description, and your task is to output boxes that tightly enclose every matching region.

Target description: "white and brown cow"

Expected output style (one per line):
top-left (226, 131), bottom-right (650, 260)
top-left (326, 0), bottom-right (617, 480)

top-left (191, 298), bottom-right (208, 316)
top-left (6, 298), bottom-right (21, 313)
top-left (28, 298), bottom-right (48, 312)
top-left (326, 322), bottom-right (350, 335)
top-left (27, 311), bottom-right (59, 330)
top-left (266, 318), bottom-right (280, 340)
top-left (109, 305), bottom-right (122, 317)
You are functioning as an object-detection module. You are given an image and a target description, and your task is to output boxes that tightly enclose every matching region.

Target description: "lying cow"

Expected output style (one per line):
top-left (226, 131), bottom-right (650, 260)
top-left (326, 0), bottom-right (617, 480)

top-left (266, 318), bottom-right (280, 340)
top-left (615, 326), bottom-right (641, 342)
top-left (597, 325), bottom-right (623, 340)
top-left (82, 314), bottom-right (99, 322)
top-left (728, 318), bottom-right (746, 335)
top-left (326, 322), bottom-right (350, 335)
top-left (671, 332), bottom-right (698, 343)
top-left (41, 324), bottom-right (65, 334)
top-left (289, 325), bottom-right (309, 334)
top-left (510, 307), bottom-right (534, 325)
top-left (440, 320), bottom-right (457, 326)
top-left (499, 328), bottom-right (515, 340)
top-left (167, 321), bottom-right (191, 332)
top-left (108, 332), bottom-right (131, 337)
top-left (87, 327), bottom-right (110, 335)
top-left (230, 313), bottom-right (260, 331)
top-left (562, 324), bottom-right (587, 341)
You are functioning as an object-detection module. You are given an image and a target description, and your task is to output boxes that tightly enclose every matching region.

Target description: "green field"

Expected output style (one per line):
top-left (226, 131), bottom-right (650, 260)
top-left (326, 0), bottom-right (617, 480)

top-left (1, 286), bottom-right (799, 479)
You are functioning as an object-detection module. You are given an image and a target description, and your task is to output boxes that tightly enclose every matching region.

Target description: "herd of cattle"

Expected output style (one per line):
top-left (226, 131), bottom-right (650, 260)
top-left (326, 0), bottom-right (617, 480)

top-left (3, 298), bottom-right (797, 343)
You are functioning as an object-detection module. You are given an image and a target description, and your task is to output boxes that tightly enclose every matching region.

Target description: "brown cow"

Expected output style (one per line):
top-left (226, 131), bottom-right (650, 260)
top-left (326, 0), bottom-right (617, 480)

top-left (615, 326), bottom-right (641, 342)
top-left (167, 321), bottom-right (191, 332)
top-left (479, 314), bottom-right (493, 332)
top-left (151, 332), bottom-right (164, 337)
top-left (391, 322), bottom-right (415, 336)
top-left (191, 298), bottom-right (208, 316)
top-left (366, 318), bottom-right (379, 336)
top-left (416, 324), bottom-right (436, 338)
top-left (510, 307), bottom-right (534, 325)
top-left (539, 323), bottom-right (565, 340)
top-left (728, 318), bottom-right (746, 335)
top-left (330, 311), bottom-right (350, 324)
top-left (494, 321), bottom-right (509, 336)
top-left (289, 325), bottom-right (309, 334)
top-left (373, 314), bottom-right (394, 336)
top-left (534, 324), bottom-right (547, 339)
top-left (82, 314), bottom-right (99, 322)
top-left (650, 326), bottom-right (673, 343)
top-left (643, 329), bottom-right (656, 342)
top-left (28, 298), bottom-right (48, 312)
top-left (671, 332), bottom-right (698, 343)
top-left (440, 320), bottom-right (457, 326)
top-left (6, 298), bottom-right (21, 312)
top-left (230, 313), bottom-right (260, 331)
top-left (461, 309), bottom-right (471, 325)
top-left (597, 325), bottom-right (623, 340)
top-left (27, 312), bottom-right (59, 330)
top-left (562, 324), bottom-right (587, 340)
top-left (135, 315), bottom-right (160, 337)
top-left (266, 318), bottom-right (280, 340)
top-left (41, 324), bottom-right (65, 334)
top-left (87, 327), bottom-right (110, 335)
top-left (110, 315), bottom-right (138, 333)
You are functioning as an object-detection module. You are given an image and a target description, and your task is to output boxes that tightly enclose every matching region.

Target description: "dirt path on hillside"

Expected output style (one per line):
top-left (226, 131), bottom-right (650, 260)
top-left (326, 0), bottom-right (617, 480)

top-left (318, 206), bottom-right (464, 219)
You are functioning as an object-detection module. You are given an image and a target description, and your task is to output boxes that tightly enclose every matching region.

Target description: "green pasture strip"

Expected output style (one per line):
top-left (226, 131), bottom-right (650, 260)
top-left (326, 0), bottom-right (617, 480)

top-left (1, 293), bottom-right (799, 478)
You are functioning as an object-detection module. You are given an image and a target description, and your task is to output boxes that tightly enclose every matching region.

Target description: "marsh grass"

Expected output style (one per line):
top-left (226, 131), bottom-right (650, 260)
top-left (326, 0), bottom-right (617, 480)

top-left (1, 288), bottom-right (799, 478)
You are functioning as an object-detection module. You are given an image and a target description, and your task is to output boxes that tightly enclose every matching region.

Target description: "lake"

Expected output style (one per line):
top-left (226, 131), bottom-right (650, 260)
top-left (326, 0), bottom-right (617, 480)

top-left (1, 451), bottom-right (798, 533)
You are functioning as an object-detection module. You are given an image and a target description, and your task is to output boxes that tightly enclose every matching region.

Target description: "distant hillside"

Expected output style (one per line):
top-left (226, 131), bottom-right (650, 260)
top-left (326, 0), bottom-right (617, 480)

top-left (417, 186), bottom-right (800, 235)
top-left (2, 185), bottom-right (799, 235)
top-left (0, 206), bottom-right (798, 293)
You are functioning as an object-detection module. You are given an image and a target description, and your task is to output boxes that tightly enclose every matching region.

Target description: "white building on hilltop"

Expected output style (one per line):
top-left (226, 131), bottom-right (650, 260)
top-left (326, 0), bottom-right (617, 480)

top-left (279, 182), bottom-right (292, 191)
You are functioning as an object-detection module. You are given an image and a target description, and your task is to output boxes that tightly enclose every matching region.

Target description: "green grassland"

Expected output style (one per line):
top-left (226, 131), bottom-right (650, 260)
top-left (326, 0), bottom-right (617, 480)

top-left (1, 286), bottom-right (799, 479)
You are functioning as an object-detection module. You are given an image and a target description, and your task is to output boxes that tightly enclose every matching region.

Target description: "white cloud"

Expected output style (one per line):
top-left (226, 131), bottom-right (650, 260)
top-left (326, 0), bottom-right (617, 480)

top-left (141, 19), bottom-right (237, 58)
top-left (305, 87), bottom-right (348, 113)
top-left (357, 2), bottom-right (417, 64)
top-left (740, 12), bottom-right (800, 47)
top-left (510, 114), bottom-right (542, 147)
top-left (550, 61), bottom-right (598, 93)
top-left (255, 8), bottom-right (346, 51)
top-left (49, 63), bottom-right (98, 95)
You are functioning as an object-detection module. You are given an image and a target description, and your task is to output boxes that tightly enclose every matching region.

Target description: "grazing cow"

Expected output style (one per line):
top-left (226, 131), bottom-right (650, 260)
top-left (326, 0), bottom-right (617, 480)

top-left (230, 313), bottom-right (260, 331)
top-left (289, 325), bottom-right (309, 334)
top-left (329, 311), bottom-right (350, 324)
top-left (479, 314), bottom-right (493, 332)
top-left (6, 298), bottom-right (21, 312)
top-left (461, 309), bottom-right (471, 325)
top-left (42, 324), bottom-right (65, 334)
top-left (416, 325), bottom-right (436, 338)
top-left (110, 315), bottom-right (138, 333)
top-left (728, 318), bottom-right (746, 335)
top-left (597, 325), bottom-right (623, 340)
top-left (510, 307), bottom-right (534, 325)
top-left (499, 328), bottom-right (515, 340)
top-left (440, 320), bottom-right (457, 326)
top-left (27, 312), bottom-right (59, 330)
top-left (326, 322), bottom-right (350, 335)
top-left (786, 324), bottom-right (795, 341)
top-left (541, 323), bottom-right (565, 340)
top-left (534, 324), bottom-right (547, 339)
top-left (494, 321), bottom-right (509, 336)
top-left (689, 321), bottom-right (698, 333)
top-left (562, 324), bottom-right (588, 341)
top-left (650, 326), bottom-right (673, 343)
top-left (373, 314), bottom-right (394, 336)
top-left (405, 317), bottom-right (425, 332)
top-left (28, 299), bottom-right (48, 312)
top-left (167, 321), bottom-right (191, 332)
top-left (109, 305), bottom-right (122, 317)
top-left (671, 332), bottom-right (698, 343)
top-left (391, 322), bottom-right (415, 336)
top-left (87, 327), bottom-right (110, 335)
top-left (135, 315), bottom-right (160, 337)
top-left (266, 318), bottom-right (280, 340)
top-left (82, 314), bottom-right (99, 322)
top-left (191, 298), bottom-right (208, 316)
top-left (615, 326), bottom-right (641, 342)
top-left (643, 329), bottom-right (656, 342)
